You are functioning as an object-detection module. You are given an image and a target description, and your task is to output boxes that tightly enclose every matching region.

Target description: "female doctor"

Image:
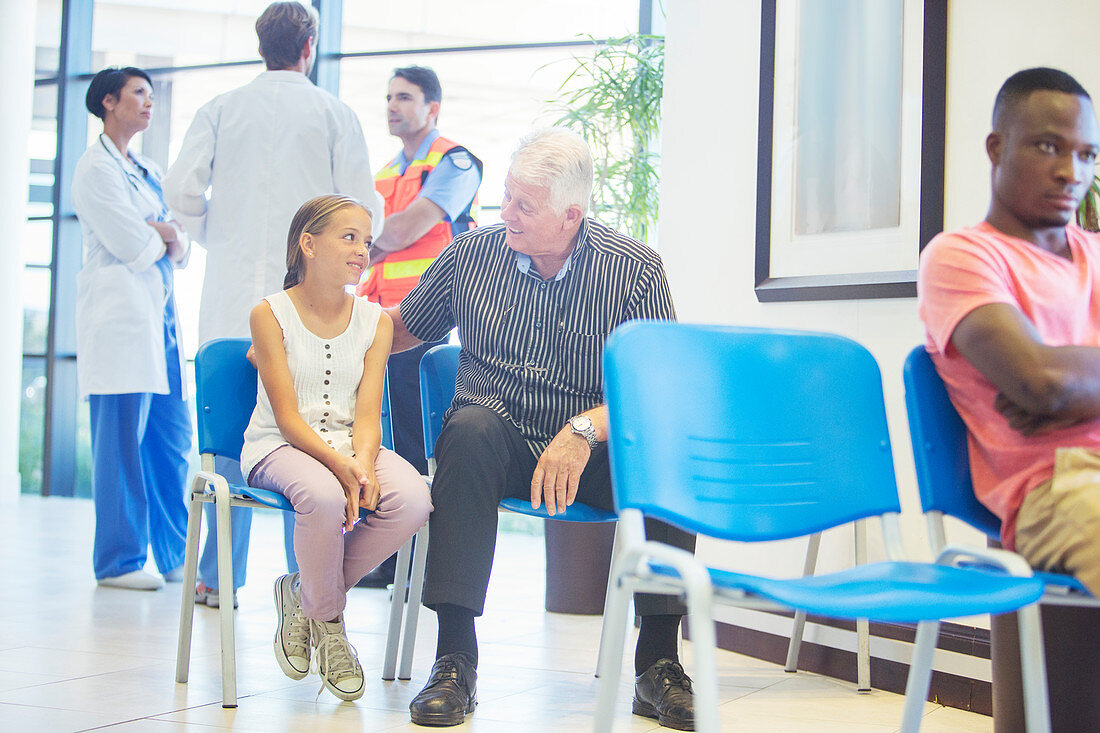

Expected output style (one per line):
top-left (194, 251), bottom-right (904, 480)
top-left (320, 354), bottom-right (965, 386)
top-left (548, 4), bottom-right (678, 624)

top-left (71, 67), bottom-right (191, 591)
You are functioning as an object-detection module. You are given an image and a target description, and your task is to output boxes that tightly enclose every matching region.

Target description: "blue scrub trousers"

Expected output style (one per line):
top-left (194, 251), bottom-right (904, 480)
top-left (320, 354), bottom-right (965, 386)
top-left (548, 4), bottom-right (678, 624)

top-left (88, 264), bottom-right (191, 580)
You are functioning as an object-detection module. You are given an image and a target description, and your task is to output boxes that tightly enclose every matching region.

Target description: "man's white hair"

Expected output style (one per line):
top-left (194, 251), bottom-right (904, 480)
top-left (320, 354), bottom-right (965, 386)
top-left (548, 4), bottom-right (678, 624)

top-left (508, 128), bottom-right (594, 215)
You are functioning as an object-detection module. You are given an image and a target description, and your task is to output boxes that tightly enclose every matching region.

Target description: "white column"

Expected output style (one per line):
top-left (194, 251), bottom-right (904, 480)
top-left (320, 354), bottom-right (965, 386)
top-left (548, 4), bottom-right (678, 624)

top-left (0, 0), bottom-right (36, 503)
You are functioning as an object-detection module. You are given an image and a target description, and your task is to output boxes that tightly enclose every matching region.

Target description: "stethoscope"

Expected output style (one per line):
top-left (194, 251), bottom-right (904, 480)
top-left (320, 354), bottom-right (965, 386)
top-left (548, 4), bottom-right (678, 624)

top-left (98, 134), bottom-right (171, 223)
top-left (98, 134), bottom-right (175, 307)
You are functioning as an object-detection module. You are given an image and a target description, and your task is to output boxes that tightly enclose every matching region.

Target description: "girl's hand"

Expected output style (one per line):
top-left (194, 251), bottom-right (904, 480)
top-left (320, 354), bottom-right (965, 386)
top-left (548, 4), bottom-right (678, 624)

top-left (332, 454), bottom-right (369, 531)
top-left (355, 454), bottom-right (381, 512)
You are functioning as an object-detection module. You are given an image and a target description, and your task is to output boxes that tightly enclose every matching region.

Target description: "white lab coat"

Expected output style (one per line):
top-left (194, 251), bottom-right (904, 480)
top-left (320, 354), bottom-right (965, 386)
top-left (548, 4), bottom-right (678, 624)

top-left (163, 70), bottom-right (385, 343)
top-left (71, 135), bottom-right (190, 399)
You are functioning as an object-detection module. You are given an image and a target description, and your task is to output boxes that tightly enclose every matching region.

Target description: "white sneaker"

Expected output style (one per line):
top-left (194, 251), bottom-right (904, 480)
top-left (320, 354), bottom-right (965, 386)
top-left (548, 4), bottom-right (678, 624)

top-left (97, 569), bottom-right (164, 591)
top-left (311, 616), bottom-right (364, 701)
top-left (163, 566), bottom-right (184, 583)
top-left (273, 573), bottom-right (310, 680)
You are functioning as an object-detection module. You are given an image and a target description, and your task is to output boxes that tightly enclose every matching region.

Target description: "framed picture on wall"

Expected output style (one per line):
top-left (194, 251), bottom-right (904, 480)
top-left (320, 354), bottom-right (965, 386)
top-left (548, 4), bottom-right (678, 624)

top-left (754, 0), bottom-right (947, 302)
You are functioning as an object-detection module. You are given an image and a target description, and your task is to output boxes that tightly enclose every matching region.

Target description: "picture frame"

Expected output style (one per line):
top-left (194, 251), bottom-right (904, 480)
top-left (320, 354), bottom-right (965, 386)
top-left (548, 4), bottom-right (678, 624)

top-left (754, 0), bottom-right (947, 302)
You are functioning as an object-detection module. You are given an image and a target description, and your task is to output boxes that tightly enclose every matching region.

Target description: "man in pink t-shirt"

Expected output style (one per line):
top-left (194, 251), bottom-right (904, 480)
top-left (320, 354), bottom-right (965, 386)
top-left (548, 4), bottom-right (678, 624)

top-left (918, 67), bottom-right (1100, 594)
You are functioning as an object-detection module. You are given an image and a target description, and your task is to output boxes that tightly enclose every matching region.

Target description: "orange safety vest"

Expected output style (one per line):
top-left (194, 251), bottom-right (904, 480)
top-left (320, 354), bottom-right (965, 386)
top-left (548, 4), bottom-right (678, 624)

top-left (357, 136), bottom-right (481, 307)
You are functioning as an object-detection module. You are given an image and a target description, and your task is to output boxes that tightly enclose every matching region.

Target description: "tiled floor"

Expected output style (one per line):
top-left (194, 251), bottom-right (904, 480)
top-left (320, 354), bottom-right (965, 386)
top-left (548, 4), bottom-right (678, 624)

top-left (0, 495), bottom-right (992, 732)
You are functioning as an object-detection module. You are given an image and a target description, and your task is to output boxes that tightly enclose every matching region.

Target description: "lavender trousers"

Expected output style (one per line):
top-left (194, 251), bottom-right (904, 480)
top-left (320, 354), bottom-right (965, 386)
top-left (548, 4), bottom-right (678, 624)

top-left (250, 444), bottom-right (432, 621)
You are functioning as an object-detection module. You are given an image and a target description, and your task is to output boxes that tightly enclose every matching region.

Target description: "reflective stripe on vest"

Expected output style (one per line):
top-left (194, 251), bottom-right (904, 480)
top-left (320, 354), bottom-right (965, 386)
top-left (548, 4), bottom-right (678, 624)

top-left (381, 257), bottom-right (436, 281)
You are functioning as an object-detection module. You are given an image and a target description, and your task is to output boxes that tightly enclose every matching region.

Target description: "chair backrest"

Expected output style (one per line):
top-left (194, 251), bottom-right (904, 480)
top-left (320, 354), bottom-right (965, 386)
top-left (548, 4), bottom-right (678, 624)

top-left (902, 346), bottom-right (1001, 540)
top-left (381, 370), bottom-right (395, 452)
top-left (195, 339), bottom-right (256, 460)
top-left (195, 338), bottom-right (395, 460)
top-left (420, 344), bottom-right (461, 462)
top-left (603, 321), bottom-right (901, 542)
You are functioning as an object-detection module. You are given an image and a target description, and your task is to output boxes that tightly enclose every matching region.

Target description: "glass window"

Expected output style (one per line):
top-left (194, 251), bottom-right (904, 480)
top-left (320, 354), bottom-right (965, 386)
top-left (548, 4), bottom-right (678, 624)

top-left (341, 0), bottom-right (638, 49)
top-left (340, 45), bottom-right (607, 222)
top-left (92, 1), bottom-right (277, 68)
top-left (30, 83), bottom-right (57, 171)
top-left (35, 0), bottom-right (61, 79)
top-left (30, 81), bottom-right (56, 215)
top-left (20, 359), bottom-right (46, 495)
top-left (22, 219), bottom-right (53, 267)
top-left (75, 398), bottom-right (92, 499)
top-left (22, 266), bottom-right (51, 356)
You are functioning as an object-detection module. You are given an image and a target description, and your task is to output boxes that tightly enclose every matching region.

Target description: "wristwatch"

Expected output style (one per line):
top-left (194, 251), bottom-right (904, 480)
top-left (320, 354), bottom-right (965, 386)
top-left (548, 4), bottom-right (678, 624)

top-left (567, 415), bottom-right (599, 449)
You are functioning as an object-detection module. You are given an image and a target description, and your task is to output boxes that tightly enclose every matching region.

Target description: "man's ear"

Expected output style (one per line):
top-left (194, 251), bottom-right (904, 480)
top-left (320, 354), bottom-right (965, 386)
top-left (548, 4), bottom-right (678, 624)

top-left (563, 204), bottom-right (585, 227)
top-left (428, 100), bottom-right (441, 125)
top-left (987, 132), bottom-right (1003, 166)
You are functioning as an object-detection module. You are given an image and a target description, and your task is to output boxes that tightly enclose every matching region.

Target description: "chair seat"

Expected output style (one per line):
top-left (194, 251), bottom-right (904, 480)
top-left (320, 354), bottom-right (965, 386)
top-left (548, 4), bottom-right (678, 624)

top-left (1034, 570), bottom-right (1092, 596)
top-left (648, 560), bottom-right (1045, 622)
top-left (202, 480), bottom-right (293, 512)
top-left (498, 496), bottom-right (617, 523)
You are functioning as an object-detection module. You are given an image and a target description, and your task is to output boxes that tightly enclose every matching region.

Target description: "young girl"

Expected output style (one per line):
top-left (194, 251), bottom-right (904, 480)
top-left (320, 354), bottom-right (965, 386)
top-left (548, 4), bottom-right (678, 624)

top-left (240, 194), bottom-right (431, 701)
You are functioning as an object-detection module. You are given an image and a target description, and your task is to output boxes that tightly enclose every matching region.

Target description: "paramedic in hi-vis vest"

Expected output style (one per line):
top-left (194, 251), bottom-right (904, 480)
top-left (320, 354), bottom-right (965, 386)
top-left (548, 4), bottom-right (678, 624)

top-left (356, 66), bottom-right (481, 584)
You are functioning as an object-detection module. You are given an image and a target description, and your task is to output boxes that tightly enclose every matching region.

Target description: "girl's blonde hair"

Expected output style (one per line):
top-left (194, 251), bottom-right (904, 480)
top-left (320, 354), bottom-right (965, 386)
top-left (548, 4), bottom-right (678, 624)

top-left (284, 194), bottom-right (371, 289)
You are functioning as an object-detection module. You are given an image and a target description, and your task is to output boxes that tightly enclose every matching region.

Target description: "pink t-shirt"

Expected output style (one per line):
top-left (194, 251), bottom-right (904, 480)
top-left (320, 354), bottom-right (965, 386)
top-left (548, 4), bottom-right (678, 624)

top-left (918, 221), bottom-right (1100, 549)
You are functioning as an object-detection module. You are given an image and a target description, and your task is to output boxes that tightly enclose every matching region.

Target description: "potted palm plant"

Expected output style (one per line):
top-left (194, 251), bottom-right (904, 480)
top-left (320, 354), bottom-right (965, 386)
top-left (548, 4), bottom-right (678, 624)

top-left (553, 33), bottom-right (664, 243)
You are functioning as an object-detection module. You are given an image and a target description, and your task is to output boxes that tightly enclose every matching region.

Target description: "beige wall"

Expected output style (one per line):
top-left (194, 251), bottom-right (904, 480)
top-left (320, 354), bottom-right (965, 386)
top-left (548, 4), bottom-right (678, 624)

top-left (659, 0), bottom-right (1100, 673)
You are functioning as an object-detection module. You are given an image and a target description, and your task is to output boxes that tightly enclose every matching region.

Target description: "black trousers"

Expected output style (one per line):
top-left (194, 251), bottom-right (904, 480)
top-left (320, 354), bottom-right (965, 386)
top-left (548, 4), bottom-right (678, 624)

top-left (422, 405), bottom-right (695, 617)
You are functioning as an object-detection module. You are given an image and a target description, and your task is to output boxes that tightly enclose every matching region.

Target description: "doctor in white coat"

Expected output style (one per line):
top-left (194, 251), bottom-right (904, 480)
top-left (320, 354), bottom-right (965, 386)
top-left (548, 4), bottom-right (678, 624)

top-left (72, 66), bottom-right (192, 591)
top-left (164, 1), bottom-right (384, 608)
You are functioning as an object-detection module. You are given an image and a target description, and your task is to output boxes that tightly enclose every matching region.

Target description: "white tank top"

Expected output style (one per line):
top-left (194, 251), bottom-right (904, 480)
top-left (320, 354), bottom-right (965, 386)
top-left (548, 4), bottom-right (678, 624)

top-left (240, 290), bottom-right (382, 481)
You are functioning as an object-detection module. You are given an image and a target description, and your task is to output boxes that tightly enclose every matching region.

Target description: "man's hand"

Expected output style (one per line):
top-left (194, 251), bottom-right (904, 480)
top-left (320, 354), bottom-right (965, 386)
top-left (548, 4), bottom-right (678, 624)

top-left (994, 392), bottom-right (1090, 436)
top-left (531, 427), bottom-right (591, 516)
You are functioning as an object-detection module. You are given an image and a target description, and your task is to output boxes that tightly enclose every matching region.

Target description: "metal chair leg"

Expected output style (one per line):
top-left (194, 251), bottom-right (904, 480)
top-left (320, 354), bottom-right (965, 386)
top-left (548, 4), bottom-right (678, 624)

top-left (399, 522), bottom-right (430, 680)
top-left (214, 484), bottom-right (237, 708)
top-left (593, 554), bottom-right (633, 731)
top-left (900, 620), bottom-right (939, 733)
top-left (594, 522), bottom-right (621, 677)
top-left (854, 520), bottom-right (871, 692)
top-left (175, 485), bottom-right (204, 684)
top-left (1017, 604), bottom-right (1051, 733)
top-left (382, 532), bottom-right (415, 681)
top-left (785, 532), bottom-right (820, 672)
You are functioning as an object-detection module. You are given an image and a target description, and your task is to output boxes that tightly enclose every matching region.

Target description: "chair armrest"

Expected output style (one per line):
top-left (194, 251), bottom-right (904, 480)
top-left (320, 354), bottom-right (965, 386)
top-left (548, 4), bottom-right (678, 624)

top-left (936, 544), bottom-right (1035, 578)
top-left (192, 470), bottom-right (227, 497)
top-left (617, 539), bottom-right (711, 591)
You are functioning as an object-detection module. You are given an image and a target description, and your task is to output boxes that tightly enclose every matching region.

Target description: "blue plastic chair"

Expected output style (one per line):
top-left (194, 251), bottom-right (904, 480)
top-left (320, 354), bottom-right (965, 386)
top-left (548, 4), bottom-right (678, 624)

top-left (903, 346), bottom-right (1097, 603)
top-left (175, 338), bottom-right (402, 706)
top-left (595, 322), bottom-right (1050, 733)
top-left (383, 344), bottom-right (619, 681)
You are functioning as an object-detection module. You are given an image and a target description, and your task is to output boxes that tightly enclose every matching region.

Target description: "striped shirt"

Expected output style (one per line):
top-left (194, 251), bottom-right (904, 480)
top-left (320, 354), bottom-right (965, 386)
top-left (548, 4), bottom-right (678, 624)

top-left (399, 218), bottom-right (676, 457)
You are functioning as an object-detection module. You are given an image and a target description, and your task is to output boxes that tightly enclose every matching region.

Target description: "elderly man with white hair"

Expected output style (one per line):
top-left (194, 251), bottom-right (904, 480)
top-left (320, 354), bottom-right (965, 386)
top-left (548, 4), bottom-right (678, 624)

top-left (387, 128), bottom-right (697, 730)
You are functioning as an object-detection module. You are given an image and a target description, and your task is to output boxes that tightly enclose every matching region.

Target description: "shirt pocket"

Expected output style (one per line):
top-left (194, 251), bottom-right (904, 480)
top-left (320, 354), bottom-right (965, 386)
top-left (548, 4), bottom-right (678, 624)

top-left (551, 328), bottom-right (605, 397)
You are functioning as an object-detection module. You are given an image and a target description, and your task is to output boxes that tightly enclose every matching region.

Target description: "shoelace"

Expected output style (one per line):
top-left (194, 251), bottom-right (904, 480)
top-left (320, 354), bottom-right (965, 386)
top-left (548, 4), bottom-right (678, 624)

top-left (657, 661), bottom-right (693, 693)
top-left (283, 597), bottom-right (310, 659)
top-left (426, 657), bottom-right (463, 688)
top-left (311, 623), bottom-right (362, 695)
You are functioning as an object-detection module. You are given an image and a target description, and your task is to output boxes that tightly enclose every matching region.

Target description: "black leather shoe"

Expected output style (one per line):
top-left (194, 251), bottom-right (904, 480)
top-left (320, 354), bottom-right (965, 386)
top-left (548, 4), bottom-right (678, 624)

top-left (633, 658), bottom-right (695, 731)
top-left (409, 652), bottom-right (477, 726)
